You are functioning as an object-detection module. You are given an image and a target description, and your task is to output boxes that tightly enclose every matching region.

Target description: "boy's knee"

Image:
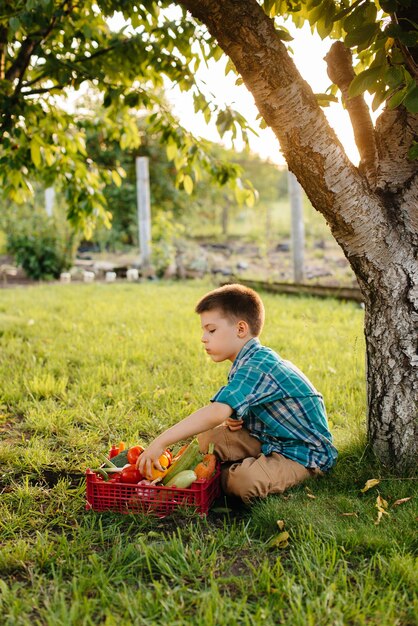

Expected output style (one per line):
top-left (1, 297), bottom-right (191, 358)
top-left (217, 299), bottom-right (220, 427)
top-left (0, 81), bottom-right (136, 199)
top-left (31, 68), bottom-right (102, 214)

top-left (224, 460), bottom-right (268, 503)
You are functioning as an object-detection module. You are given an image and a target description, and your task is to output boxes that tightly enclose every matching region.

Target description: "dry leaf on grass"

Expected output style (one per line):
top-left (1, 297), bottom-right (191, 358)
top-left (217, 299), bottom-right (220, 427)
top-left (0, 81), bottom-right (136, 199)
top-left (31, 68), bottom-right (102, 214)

top-left (267, 531), bottom-right (290, 549)
top-left (360, 478), bottom-right (380, 493)
top-left (375, 494), bottom-right (390, 525)
top-left (392, 497), bottom-right (412, 507)
top-left (305, 486), bottom-right (316, 499)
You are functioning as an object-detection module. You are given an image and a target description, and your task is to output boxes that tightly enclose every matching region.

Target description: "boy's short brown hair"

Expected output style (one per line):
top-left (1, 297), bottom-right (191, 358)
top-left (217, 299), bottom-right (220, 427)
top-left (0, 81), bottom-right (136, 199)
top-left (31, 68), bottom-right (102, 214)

top-left (195, 284), bottom-right (265, 336)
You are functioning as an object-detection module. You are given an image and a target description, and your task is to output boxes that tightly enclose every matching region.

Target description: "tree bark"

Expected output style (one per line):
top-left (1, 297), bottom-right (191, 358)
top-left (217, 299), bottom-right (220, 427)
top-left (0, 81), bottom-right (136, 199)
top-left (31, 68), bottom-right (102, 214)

top-left (178, 0), bottom-right (418, 470)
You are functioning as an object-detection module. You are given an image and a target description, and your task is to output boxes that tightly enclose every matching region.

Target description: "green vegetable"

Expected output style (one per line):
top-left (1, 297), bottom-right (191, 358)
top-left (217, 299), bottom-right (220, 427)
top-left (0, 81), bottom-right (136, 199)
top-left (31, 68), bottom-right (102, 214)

top-left (110, 449), bottom-right (130, 467)
top-left (102, 457), bottom-right (117, 468)
top-left (161, 439), bottom-right (202, 485)
top-left (164, 470), bottom-right (197, 489)
top-left (95, 468), bottom-right (109, 481)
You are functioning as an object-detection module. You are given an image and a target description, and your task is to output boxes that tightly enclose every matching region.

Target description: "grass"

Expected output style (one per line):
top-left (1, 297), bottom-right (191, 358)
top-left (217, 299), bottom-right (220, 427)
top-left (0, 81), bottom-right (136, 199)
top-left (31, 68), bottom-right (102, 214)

top-left (0, 280), bottom-right (416, 625)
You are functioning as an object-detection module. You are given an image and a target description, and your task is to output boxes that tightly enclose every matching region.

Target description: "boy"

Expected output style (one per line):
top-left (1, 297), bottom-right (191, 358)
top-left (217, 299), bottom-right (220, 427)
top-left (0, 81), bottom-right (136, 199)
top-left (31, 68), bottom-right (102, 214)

top-left (137, 284), bottom-right (337, 503)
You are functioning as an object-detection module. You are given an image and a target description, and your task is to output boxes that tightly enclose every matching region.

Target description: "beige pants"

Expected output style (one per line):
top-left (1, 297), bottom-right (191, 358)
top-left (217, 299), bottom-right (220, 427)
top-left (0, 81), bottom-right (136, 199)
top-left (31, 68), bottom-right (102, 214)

top-left (198, 424), bottom-right (317, 503)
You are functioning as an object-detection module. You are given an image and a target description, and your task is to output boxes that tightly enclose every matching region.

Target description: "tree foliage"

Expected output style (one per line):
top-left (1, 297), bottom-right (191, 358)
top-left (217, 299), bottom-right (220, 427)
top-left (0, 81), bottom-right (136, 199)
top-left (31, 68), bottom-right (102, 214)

top-left (262, 0), bottom-right (418, 124)
top-left (0, 0), bottom-right (255, 234)
top-left (1, 0), bottom-right (416, 226)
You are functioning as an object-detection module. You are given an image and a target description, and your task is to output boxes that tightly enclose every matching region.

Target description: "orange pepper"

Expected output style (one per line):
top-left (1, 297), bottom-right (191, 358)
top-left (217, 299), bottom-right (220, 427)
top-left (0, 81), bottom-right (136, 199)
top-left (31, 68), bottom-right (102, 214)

top-left (194, 453), bottom-right (217, 480)
top-left (148, 453), bottom-right (170, 481)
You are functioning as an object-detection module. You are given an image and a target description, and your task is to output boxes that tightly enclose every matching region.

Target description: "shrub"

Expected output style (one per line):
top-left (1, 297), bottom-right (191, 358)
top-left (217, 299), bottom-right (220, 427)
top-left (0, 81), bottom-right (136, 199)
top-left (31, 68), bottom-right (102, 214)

top-left (151, 211), bottom-right (185, 277)
top-left (7, 215), bottom-right (75, 280)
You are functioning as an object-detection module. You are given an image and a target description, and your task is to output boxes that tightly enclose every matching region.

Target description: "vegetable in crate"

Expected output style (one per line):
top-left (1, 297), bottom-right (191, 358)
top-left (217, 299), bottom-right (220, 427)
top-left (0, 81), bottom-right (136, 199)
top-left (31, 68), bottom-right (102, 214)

top-left (164, 470), bottom-right (197, 489)
top-left (148, 453), bottom-right (171, 481)
top-left (127, 445), bottom-right (144, 464)
top-left (194, 443), bottom-right (217, 480)
top-left (161, 439), bottom-right (202, 485)
top-left (120, 465), bottom-right (142, 484)
top-left (109, 449), bottom-right (130, 467)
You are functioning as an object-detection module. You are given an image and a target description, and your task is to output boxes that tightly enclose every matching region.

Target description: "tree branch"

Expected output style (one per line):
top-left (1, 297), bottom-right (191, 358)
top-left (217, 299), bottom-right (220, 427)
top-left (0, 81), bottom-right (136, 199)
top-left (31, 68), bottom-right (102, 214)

top-left (325, 41), bottom-right (378, 188)
top-left (5, 37), bottom-right (37, 83)
top-left (20, 35), bottom-right (137, 92)
top-left (5, 0), bottom-right (67, 86)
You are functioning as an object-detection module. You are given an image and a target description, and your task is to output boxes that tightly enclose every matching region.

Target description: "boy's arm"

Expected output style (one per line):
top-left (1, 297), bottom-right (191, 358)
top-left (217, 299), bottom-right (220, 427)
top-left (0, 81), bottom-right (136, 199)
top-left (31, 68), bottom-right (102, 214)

top-left (137, 402), bottom-right (233, 479)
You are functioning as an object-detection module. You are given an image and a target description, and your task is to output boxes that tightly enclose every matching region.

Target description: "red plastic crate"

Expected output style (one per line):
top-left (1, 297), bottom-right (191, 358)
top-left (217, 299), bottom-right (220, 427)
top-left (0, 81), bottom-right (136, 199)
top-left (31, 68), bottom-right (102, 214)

top-left (85, 465), bottom-right (222, 517)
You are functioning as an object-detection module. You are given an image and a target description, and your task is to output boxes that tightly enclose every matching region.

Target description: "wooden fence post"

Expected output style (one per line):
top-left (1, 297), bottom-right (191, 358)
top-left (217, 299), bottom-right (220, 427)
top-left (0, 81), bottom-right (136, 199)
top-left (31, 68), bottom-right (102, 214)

top-left (136, 156), bottom-right (152, 268)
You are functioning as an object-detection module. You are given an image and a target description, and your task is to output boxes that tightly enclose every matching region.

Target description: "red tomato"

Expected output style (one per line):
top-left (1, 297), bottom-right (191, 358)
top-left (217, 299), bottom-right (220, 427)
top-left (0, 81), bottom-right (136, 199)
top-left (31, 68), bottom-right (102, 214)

top-left (127, 445), bottom-right (145, 465)
top-left (120, 464), bottom-right (142, 484)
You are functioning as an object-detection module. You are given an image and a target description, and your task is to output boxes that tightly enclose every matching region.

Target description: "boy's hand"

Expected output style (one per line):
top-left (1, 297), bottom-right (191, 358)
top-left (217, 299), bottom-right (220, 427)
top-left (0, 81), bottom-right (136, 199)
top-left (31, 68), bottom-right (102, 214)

top-left (225, 417), bottom-right (243, 431)
top-left (136, 443), bottom-right (165, 479)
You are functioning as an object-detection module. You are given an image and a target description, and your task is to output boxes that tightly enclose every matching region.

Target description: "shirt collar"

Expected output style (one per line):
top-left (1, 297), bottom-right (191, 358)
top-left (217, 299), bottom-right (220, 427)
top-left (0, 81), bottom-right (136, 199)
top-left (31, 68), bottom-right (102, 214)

top-left (229, 337), bottom-right (261, 378)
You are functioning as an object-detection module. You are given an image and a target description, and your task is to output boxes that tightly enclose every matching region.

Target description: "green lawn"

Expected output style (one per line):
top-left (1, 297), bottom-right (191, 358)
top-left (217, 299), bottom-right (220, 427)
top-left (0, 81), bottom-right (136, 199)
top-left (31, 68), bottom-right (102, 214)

top-left (0, 281), bottom-right (416, 625)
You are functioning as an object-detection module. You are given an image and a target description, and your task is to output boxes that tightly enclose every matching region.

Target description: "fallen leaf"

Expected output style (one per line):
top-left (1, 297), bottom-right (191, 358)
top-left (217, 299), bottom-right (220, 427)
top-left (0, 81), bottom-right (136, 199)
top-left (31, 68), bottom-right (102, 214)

top-left (340, 512), bottom-right (358, 517)
top-left (360, 478), bottom-right (380, 493)
top-left (375, 494), bottom-right (390, 524)
top-left (305, 486), bottom-right (316, 498)
top-left (392, 497), bottom-right (412, 508)
top-left (266, 531), bottom-right (290, 549)
top-left (276, 520), bottom-right (285, 531)
top-left (376, 494), bottom-right (388, 510)
top-left (375, 510), bottom-right (384, 525)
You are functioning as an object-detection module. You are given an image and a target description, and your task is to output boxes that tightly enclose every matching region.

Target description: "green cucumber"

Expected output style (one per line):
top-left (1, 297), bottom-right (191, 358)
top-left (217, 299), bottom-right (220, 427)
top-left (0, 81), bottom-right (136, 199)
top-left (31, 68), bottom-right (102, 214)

top-left (110, 449), bottom-right (130, 467)
top-left (164, 470), bottom-right (197, 489)
top-left (161, 439), bottom-right (202, 485)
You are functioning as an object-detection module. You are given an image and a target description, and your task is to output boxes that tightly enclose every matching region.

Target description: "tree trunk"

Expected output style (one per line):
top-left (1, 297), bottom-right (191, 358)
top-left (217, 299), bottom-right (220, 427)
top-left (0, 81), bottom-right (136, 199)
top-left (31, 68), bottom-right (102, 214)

top-left (365, 286), bottom-right (417, 468)
top-left (179, 0), bottom-right (418, 470)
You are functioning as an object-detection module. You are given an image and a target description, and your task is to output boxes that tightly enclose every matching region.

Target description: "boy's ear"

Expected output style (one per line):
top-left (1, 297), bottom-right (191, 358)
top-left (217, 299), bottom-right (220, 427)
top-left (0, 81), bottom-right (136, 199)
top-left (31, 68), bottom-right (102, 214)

top-left (236, 320), bottom-right (250, 337)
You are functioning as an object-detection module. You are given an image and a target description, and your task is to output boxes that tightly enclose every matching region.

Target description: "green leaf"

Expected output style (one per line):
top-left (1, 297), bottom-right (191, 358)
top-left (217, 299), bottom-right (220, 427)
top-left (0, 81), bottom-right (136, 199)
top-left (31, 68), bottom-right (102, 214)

top-left (387, 87), bottom-right (407, 109)
top-left (266, 531), bottom-right (290, 549)
top-left (111, 170), bottom-right (122, 187)
top-left (372, 87), bottom-right (388, 111)
top-left (315, 92), bottom-right (339, 106)
top-left (345, 23), bottom-right (378, 47)
top-left (275, 27), bottom-right (294, 42)
top-left (407, 141), bottom-right (418, 161)
top-left (317, 16), bottom-right (333, 39)
top-left (384, 66), bottom-right (404, 88)
top-left (43, 148), bottom-right (55, 167)
top-left (183, 174), bottom-right (193, 195)
top-left (9, 17), bottom-right (20, 32)
top-left (403, 85), bottom-right (418, 114)
top-left (348, 66), bottom-right (383, 98)
top-left (30, 139), bottom-right (42, 169)
top-left (344, 2), bottom-right (377, 33)
top-left (166, 140), bottom-right (177, 162)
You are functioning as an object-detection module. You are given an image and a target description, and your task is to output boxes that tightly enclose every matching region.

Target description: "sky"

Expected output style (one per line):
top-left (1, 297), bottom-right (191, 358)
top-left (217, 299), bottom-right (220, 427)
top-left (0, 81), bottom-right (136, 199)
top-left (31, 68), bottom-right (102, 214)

top-left (166, 21), bottom-right (364, 167)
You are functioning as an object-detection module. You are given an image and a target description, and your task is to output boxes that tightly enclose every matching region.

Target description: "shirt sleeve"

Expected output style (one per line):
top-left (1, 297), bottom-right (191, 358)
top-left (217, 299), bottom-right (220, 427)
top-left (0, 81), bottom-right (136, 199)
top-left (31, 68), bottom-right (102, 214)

top-left (211, 366), bottom-right (281, 420)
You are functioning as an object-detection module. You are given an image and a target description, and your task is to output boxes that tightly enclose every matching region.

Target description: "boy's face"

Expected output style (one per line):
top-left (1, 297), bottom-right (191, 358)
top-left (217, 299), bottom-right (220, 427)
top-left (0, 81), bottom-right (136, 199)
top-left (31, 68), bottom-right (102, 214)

top-left (200, 309), bottom-right (247, 363)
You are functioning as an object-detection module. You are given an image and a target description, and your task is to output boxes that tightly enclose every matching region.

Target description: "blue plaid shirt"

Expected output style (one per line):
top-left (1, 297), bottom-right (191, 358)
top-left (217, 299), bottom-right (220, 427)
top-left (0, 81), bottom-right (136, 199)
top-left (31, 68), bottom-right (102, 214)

top-left (211, 338), bottom-right (337, 471)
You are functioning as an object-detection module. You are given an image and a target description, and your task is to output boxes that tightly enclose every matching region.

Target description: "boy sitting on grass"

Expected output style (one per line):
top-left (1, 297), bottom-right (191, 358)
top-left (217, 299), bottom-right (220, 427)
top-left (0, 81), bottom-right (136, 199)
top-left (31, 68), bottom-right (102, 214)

top-left (137, 284), bottom-right (337, 503)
